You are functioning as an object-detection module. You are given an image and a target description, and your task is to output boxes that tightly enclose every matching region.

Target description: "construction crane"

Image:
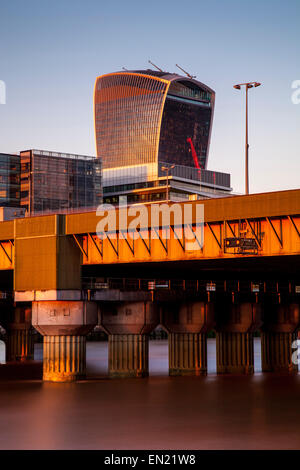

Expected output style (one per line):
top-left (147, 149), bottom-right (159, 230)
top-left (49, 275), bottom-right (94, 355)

top-left (148, 60), bottom-right (163, 72)
top-left (187, 138), bottom-right (202, 177)
top-left (175, 64), bottom-right (196, 79)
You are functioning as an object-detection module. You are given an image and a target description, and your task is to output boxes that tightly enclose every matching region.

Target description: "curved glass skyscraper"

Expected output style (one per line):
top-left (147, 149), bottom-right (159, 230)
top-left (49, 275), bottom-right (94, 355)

top-left (94, 70), bottom-right (215, 174)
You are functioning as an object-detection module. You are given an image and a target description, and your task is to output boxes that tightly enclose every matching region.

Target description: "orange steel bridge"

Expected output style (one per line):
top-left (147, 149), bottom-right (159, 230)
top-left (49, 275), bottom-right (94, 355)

top-left (0, 189), bottom-right (299, 292)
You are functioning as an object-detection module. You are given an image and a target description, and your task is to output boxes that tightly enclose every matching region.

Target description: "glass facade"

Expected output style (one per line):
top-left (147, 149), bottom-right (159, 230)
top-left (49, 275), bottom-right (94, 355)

top-left (94, 71), bottom-right (215, 173)
top-left (102, 160), bottom-right (231, 205)
top-left (158, 94), bottom-right (212, 169)
top-left (0, 153), bottom-right (20, 207)
top-left (94, 73), bottom-right (169, 169)
top-left (102, 160), bottom-right (230, 189)
top-left (20, 150), bottom-right (102, 215)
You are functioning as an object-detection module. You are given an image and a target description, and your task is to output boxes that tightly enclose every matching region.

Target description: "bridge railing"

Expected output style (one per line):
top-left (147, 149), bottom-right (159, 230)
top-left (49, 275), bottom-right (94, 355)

top-left (81, 277), bottom-right (300, 296)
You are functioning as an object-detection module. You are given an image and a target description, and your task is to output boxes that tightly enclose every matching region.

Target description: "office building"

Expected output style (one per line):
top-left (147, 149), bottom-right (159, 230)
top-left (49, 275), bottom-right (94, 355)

top-left (20, 149), bottom-right (102, 215)
top-left (0, 153), bottom-right (21, 208)
top-left (94, 69), bottom-right (231, 204)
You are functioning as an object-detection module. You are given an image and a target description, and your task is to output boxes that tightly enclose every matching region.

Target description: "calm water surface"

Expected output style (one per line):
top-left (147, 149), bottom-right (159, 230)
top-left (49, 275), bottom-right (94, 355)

top-left (0, 339), bottom-right (300, 450)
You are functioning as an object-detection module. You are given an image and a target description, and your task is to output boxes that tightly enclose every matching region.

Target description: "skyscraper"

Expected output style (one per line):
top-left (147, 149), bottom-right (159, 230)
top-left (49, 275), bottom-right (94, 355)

top-left (94, 69), bottom-right (231, 204)
top-left (94, 70), bottom-right (215, 174)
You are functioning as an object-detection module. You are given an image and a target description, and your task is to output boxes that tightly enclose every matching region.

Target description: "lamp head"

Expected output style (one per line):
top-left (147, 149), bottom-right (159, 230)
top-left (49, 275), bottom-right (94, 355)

top-left (233, 84), bottom-right (241, 90)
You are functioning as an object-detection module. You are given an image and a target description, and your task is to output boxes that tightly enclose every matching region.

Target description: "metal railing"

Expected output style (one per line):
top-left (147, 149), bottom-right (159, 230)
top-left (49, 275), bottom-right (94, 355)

top-left (158, 161), bottom-right (231, 189)
top-left (81, 278), bottom-right (300, 295)
top-left (32, 149), bottom-right (97, 161)
top-left (103, 161), bottom-right (231, 190)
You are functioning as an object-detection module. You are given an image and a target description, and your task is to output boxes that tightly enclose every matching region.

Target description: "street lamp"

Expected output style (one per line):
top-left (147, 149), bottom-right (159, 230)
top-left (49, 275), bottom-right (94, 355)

top-left (233, 81), bottom-right (261, 195)
top-left (161, 164), bottom-right (175, 202)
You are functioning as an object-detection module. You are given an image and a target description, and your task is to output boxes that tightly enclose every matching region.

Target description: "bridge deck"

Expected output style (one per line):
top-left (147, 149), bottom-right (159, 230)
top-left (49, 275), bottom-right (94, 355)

top-left (0, 189), bottom-right (298, 291)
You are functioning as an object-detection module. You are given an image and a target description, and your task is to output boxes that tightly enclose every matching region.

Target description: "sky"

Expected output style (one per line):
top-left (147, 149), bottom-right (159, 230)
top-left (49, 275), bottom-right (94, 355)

top-left (0, 0), bottom-right (299, 194)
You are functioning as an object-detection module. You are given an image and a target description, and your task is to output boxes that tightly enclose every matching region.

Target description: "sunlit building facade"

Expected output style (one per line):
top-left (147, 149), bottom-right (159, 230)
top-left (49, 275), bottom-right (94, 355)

top-left (0, 153), bottom-right (20, 208)
top-left (94, 69), bottom-right (233, 204)
top-left (94, 70), bottom-right (215, 175)
top-left (20, 149), bottom-right (102, 215)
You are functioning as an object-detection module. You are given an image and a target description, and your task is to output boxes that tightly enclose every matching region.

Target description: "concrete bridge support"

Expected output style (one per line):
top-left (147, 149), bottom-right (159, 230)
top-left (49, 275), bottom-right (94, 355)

top-left (261, 302), bottom-right (299, 373)
top-left (6, 306), bottom-right (34, 362)
top-left (163, 301), bottom-right (215, 376)
top-left (215, 301), bottom-right (261, 374)
top-left (109, 334), bottom-right (148, 378)
top-left (101, 301), bottom-right (159, 378)
top-left (168, 332), bottom-right (207, 376)
top-left (32, 300), bottom-right (97, 382)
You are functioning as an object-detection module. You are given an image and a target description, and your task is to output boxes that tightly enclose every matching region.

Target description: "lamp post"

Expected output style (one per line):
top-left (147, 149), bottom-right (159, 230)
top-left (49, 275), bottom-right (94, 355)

top-left (161, 164), bottom-right (175, 203)
top-left (233, 81), bottom-right (261, 195)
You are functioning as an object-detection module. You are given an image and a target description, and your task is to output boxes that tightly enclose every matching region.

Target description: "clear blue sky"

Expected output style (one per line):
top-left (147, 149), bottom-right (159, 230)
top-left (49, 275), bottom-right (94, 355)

top-left (0, 0), bottom-right (299, 194)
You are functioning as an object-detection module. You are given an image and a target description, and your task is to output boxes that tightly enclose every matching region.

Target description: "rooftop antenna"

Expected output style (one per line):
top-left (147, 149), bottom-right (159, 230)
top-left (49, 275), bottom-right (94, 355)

top-left (148, 60), bottom-right (163, 72)
top-left (122, 67), bottom-right (128, 71)
top-left (175, 63), bottom-right (196, 79)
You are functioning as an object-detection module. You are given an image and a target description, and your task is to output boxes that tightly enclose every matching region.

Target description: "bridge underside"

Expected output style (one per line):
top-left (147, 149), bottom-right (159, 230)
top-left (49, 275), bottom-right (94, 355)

top-left (82, 255), bottom-right (300, 280)
top-left (0, 270), bottom-right (13, 289)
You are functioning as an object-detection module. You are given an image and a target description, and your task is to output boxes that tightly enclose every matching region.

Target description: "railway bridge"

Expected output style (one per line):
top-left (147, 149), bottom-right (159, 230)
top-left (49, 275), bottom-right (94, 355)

top-left (0, 189), bottom-right (299, 381)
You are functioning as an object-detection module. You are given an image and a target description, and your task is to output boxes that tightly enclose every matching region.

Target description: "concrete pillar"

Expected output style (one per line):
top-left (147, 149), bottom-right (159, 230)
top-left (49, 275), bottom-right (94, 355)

top-left (43, 335), bottom-right (86, 382)
top-left (101, 301), bottom-right (159, 378)
top-left (6, 306), bottom-right (34, 362)
top-left (32, 300), bottom-right (97, 382)
top-left (215, 301), bottom-right (261, 374)
top-left (0, 339), bottom-right (5, 364)
top-left (163, 301), bottom-right (215, 376)
top-left (216, 332), bottom-right (254, 374)
top-left (109, 334), bottom-right (148, 378)
top-left (261, 303), bottom-right (299, 373)
top-left (169, 333), bottom-right (207, 376)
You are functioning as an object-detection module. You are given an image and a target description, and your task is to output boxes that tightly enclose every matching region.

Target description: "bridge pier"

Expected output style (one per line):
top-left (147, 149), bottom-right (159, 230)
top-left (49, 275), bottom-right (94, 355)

top-left (6, 306), bottom-right (34, 362)
top-left (168, 332), bottom-right (207, 376)
top-left (216, 301), bottom-right (261, 374)
top-left (163, 301), bottom-right (214, 376)
top-left (101, 301), bottom-right (158, 378)
top-left (109, 334), bottom-right (148, 378)
top-left (42, 335), bottom-right (86, 382)
top-left (32, 300), bottom-right (97, 382)
top-left (261, 302), bottom-right (299, 373)
top-left (216, 331), bottom-right (254, 374)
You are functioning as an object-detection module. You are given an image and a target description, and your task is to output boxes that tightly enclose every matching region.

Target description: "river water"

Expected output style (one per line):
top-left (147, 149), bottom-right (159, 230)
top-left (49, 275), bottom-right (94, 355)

top-left (0, 339), bottom-right (299, 449)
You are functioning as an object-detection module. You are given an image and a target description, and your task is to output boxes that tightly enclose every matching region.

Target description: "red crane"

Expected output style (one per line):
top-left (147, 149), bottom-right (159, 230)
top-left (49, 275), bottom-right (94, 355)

top-left (186, 138), bottom-right (202, 177)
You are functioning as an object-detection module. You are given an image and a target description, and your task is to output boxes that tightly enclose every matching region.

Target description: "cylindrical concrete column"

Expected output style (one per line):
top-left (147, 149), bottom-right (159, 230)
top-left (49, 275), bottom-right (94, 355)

top-left (6, 326), bottom-right (34, 362)
top-left (109, 334), bottom-right (148, 378)
top-left (261, 331), bottom-right (298, 373)
top-left (261, 302), bottom-right (300, 373)
top-left (215, 301), bottom-right (261, 375)
top-left (101, 301), bottom-right (159, 378)
top-left (169, 332), bottom-right (207, 376)
top-left (163, 301), bottom-right (215, 377)
top-left (5, 306), bottom-right (34, 362)
top-left (32, 299), bottom-right (98, 382)
top-left (216, 332), bottom-right (254, 374)
top-left (43, 335), bottom-right (86, 382)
